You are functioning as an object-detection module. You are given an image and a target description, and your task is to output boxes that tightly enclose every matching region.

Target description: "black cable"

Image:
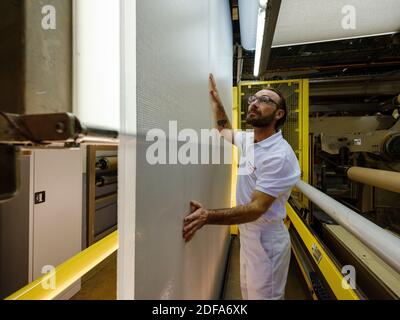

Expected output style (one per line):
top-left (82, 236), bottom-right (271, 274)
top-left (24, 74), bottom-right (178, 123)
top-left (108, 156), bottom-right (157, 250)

top-left (381, 160), bottom-right (400, 172)
top-left (363, 152), bottom-right (400, 172)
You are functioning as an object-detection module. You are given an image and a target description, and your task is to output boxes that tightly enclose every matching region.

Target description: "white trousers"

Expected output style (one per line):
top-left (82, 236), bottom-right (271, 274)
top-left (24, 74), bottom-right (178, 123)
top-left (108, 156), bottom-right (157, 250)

top-left (239, 220), bottom-right (291, 300)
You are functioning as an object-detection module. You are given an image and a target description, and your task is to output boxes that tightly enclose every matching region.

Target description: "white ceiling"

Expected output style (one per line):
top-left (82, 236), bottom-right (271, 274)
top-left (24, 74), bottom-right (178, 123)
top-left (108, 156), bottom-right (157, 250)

top-left (273, 0), bottom-right (400, 47)
top-left (240, 0), bottom-right (400, 50)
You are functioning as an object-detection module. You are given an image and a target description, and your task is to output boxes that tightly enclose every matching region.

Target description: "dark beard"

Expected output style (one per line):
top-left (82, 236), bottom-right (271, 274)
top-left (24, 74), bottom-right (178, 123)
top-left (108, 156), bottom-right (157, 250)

top-left (246, 112), bottom-right (275, 128)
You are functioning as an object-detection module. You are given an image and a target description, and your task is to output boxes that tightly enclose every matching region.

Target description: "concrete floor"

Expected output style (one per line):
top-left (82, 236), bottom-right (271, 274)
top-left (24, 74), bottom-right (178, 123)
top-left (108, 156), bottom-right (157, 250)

top-left (222, 235), bottom-right (242, 299)
top-left (285, 252), bottom-right (312, 300)
top-left (71, 252), bottom-right (117, 300)
top-left (71, 237), bottom-right (311, 300)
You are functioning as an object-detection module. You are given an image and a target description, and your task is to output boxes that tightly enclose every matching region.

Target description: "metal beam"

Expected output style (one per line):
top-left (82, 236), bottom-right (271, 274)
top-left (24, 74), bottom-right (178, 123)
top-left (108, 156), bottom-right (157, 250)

top-left (258, 0), bottom-right (282, 78)
top-left (0, 112), bottom-right (118, 145)
top-left (310, 76), bottom-right (400, 97)
top-left (310, 103), bottom-right (381, 113)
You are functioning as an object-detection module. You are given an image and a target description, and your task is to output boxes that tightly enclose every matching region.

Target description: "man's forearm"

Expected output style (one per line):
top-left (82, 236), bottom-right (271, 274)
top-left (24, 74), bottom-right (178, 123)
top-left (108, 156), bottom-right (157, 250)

top-left (214, 105), bottom-right (232, 131)
top-left (205, 203), bottom-right (263, 225)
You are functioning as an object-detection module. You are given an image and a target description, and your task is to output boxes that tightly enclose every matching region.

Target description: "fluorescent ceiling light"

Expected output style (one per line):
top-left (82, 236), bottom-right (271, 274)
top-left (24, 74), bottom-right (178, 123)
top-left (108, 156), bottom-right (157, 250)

top-left (238, 0), bottom-right (259, 50)
top-left (254, 1), bottom-right (268, 77)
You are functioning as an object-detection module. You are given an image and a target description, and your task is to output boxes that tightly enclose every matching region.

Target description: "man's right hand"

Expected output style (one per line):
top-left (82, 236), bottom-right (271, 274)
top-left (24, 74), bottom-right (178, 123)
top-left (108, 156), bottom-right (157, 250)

top-left (208, 73), bottom-right (234, 144)
top-left (209, 73), bottom-right (224, 112)
top-left (183, 200), bottom-right (208, 243)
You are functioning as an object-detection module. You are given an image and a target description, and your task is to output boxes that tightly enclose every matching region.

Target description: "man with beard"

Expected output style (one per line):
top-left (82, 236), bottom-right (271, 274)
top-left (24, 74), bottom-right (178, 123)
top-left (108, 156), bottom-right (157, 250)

top-left (182, 74), bottom-right (300, 300)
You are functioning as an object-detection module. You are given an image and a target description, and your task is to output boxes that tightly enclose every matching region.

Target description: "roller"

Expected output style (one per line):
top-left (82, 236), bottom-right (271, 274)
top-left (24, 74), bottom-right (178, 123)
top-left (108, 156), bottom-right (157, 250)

top-left (347, 166), bottom-right (400, 194)
top-left (96, 175), bottom-right (118, 187)
top-left (296, 180), bottom-right (400, 274)
top-left (95, 156), bottom-right (118, 171)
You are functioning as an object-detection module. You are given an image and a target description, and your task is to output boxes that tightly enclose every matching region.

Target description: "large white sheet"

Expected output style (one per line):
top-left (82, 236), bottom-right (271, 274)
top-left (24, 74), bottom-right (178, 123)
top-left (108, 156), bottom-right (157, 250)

top-left (118, 0), bottom-right (233, 299)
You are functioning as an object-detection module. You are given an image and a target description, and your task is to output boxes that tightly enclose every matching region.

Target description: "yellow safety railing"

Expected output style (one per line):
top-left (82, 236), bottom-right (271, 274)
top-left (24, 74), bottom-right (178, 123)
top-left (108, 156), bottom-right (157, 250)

top-left (230, 87), bottom-right (239, 235)
top-left (6, 231), bottom-right (118, 300)
top-left (286, 204), bottom-right (360, 300)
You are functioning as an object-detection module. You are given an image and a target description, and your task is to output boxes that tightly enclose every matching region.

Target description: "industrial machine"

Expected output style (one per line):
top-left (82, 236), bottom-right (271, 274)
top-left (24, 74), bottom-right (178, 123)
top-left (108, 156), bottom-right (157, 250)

top-left (308, 112), bottom-right (400, 299)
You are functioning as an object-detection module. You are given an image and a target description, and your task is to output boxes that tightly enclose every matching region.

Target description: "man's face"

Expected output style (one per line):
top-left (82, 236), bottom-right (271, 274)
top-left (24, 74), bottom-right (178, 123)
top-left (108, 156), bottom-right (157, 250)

top-left (246, 89), bottom-right (283, 128)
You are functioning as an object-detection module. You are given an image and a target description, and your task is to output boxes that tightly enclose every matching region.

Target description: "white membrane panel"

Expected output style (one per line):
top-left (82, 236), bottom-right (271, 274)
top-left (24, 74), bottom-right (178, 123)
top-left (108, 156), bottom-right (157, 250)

top-left (118, 0), bottom-right (137, 300)
top-left (127, 0), bottom-right (233, 299)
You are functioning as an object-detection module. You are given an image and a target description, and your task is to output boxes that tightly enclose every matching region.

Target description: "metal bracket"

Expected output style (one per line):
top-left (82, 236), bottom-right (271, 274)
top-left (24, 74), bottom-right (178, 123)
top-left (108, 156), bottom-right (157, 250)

top-left (0, 112), bottom-right (118, 145)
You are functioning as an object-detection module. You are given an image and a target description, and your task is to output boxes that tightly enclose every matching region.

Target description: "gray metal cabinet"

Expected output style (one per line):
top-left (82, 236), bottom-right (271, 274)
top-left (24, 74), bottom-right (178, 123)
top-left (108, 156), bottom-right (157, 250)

top-left (0, 148), bottom-right (82, 299)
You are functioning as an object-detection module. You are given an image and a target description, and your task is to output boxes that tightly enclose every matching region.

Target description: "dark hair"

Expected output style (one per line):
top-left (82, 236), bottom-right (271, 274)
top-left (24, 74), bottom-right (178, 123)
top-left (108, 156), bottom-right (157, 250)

top-left (263, 87), bottom-right (287, 130)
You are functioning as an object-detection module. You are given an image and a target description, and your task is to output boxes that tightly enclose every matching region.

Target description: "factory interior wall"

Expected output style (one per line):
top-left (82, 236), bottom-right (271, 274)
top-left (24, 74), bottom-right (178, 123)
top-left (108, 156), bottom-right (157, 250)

top-left (0, 0), bottom-right (72, 115)
top-left (0, 1), bottom-right (23, 114)
top-left (118, 0), bottom-right (233, 299)
top-left (24, 0), bottom-right (72, 115)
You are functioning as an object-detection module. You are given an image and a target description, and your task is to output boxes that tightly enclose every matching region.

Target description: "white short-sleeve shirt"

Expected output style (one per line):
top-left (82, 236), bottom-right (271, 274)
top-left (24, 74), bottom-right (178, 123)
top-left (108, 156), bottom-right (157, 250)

top-left (234, 130), bottom-right (300, 223)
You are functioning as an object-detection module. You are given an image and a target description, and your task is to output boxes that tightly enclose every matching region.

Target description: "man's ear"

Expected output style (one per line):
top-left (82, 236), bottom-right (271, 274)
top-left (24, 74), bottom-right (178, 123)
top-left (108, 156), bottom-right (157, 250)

top-left (276, 109), bottom-right (285, 121)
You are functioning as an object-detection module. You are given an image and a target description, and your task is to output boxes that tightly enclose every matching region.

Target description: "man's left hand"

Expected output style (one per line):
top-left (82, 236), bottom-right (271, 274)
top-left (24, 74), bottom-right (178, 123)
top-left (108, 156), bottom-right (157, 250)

top-left (183, 200), bottom-right (208, 242)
